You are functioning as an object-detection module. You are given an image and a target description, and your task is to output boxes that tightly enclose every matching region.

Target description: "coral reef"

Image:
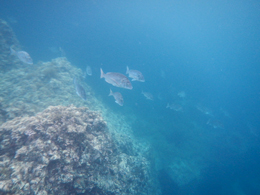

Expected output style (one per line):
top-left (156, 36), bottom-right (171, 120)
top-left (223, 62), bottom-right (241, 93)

top-left (0, 19), bottom-right (21, 71)
top-left (0, 24), bottom-right (158, 194)
top-left (0, 105), bottom-right (154, 194)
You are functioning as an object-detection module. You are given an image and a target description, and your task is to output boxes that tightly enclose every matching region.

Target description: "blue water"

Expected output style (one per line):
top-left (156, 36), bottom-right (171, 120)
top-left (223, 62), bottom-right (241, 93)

top-left (1, 0), bottom-right (260, 194)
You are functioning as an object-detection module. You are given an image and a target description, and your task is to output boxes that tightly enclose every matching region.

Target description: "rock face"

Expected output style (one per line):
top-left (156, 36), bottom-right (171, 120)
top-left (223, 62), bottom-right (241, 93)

top-left (0, 106), bottom-right (153, 195)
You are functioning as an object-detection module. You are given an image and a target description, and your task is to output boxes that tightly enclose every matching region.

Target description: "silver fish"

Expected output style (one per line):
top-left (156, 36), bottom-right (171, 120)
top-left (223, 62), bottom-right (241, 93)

top-left (73, 78), bottom-right (87, 100)
top-left (177, 91), bottom-right (186, 98)
top-left (142, 91), bottom-right (153, 100)
top-left (166, 103), bottom-right (183, 112)
top-left (100, 68), bottom-right (133, 90)
top-left (86, 66), bottom-right (92, 76)
top-left (196, 105), bottom-right (213, 116)
top-left (10, 47), bottom-right (33, 64)
top-left (109, 89), bottom-right (123, 106)
top-left (126, 66), bottom-right (145, 82)
top-left (207, 119), bottom-right (224, 129)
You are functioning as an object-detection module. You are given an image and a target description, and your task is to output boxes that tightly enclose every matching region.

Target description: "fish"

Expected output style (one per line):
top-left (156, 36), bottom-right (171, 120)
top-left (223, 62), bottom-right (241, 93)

top-left (196, 105), bottom-right (214, 116)
top-left (59, 47), bottom-right (66, 57)
top-left (10, 47), bottom-right (33, 64)
top-left (86, 66), bottom-right (92, 76)
top-left (177, 91), bottom-right (186, 98)
top-left (83, 66), bottom-right (92, 78)
top-left (100, 68), bottom-right (133, 90)
top-left (207, 119), bottom-right (224, 129)
top-left (73, 78), bottom-right (87, 100)
top-left (126, 66), bottom-right (145, 82)
top-left (109, 89), bottom-right (123, 106)
top-left (166, 103), bottom-right (183, 112)
top-left (142, 91), bottom-right (153, 100)
top-left (48, 46), bottom-right (65, 57)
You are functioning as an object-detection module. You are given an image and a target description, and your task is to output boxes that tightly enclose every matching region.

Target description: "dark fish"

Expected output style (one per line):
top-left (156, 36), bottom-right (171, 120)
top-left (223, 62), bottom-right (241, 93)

top-left (73, 78), bottom-right (87, 100)
top-left (100, 68), bottom-right (133, 90)
top-left (126, 66), bottom-right (145, 82)
top-left (10, 47), bottom-right (33, 64)
top-left (109, 89), bottom-right (123, 106)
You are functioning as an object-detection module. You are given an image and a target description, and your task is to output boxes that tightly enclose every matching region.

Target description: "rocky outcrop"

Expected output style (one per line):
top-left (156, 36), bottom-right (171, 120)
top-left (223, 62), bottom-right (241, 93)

top-left (0, 105), bottom-right (153, 195)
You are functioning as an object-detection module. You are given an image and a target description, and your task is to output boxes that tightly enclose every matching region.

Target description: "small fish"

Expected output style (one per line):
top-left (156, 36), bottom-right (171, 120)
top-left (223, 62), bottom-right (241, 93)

top-left (196, 105), bottom-right (213, 116)
top-left (142, 91), bottom-right (153, 100)
top-left (207, 119), bottom-right (224, 129)
top-left (166, 103), bottom-right (183, 112)
top-left (177, 91), bottom-right (186, 98)
top-left (86, 66), bottom-right (92, 76)
top-left (59, 47), bottom-right (66, 57)
top-left (109, 89), bottom-right (123, 106)
top-left (48, 46), bottom-right (60, 53)
top-left (10, 47), bottom-right (33, 64)
top-left (73, 78), bottom-right (87, 100)
top-left (83, 66), bottom-right (92, 78)
top-left (126, 66), bottom-right (145, 82)
top-left (100, 68), bottom-right (133, 90)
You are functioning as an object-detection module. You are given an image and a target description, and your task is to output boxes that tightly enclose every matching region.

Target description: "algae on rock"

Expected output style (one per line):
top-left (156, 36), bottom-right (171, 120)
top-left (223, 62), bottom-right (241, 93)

top-left (0, 105), bottom-right (154, 195)
top-left (0, 57), bottom-right (98, 125)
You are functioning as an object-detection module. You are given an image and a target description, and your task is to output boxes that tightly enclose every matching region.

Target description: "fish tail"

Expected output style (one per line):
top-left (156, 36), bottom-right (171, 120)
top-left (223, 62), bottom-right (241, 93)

top-left (109, 89), bottom-right (113, 96)
top-left (100, 68), bottom-right (105, 78)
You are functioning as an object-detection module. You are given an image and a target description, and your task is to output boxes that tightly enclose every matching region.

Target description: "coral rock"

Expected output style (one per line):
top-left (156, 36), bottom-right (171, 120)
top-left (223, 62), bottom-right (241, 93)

top-left (0, 105), bottom-right (154, 194)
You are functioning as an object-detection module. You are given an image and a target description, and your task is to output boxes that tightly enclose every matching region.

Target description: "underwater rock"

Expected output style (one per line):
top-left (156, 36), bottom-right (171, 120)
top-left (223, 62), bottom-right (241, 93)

top-left (0, 19), bottom-right (21, 71)
top-left (166, 158), bottom-right (201, 186)
top-left (0, 105), bottom-right (154, 195)
top-left (0, 57), bottom-right (96, 126)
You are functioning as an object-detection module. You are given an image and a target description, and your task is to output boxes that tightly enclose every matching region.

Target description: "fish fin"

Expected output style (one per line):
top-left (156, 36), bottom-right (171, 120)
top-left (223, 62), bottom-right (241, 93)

top-left (131, 78), bottom-right (137, 81)
top-left (100, 68), bottom-right (104, 78)
top-left (109, 89), bottom-right (113, 96)
top-left (126, 66), bottom-right (129, 74)
top-left (166, 103), bottom-right (169, 108)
